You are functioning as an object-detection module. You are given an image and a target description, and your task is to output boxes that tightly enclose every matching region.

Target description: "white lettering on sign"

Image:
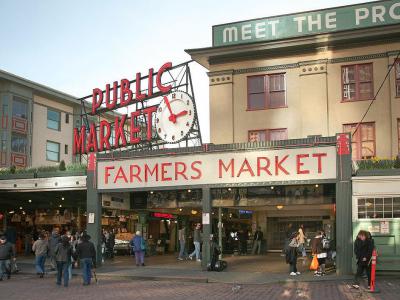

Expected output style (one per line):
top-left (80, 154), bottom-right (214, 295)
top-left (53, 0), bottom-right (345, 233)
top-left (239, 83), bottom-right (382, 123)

top-left (223, 27), bottom-right (238, 43)
top-left (97, 147), bottom-right (337, 190)
top-left (325, 12), bottom-right (337, 29)
top-left (242, 24), bottom-right (252, 40)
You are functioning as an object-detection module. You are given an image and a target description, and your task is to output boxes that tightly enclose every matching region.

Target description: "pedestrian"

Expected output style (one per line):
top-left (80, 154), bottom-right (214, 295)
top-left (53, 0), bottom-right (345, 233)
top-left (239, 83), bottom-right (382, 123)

top-left (188, 223), bottom-right (202, 262)
top-left (0, 235), bottom-right (16, 281)
top-left (311, 231), bottom-right (328, 276)
top-left (24, 231), bottom-right (33, 256)
top-left (252, 226), bottom-right (263, 255)
top-left (131, 231), bottom-right (146, 266)
top-left (209, 236), bottom-right (221, 271)
top-left (76, 234), bottom-right (96, 286)
top-left (352, 230), bottom-right (373, 289)
top-left (55, 235), bottom-right (72, 287)
top-left (286, 232), bottom-right (300, 276)
top-left (298, 224), bottom-right (307, 259)
top-left (177, 225), bottom-right (186, 260)
top-left (48, 228), bottom-right (61, 271)
top-left (32, 233), bottom-right (48, 278)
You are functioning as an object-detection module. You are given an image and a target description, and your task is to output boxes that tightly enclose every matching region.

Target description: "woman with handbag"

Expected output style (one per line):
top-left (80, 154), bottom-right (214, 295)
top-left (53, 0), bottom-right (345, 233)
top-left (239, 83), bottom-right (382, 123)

top-left (286, 232), bottom-right (300, 276)
top-left (311, 231), bottom-right (327, 276)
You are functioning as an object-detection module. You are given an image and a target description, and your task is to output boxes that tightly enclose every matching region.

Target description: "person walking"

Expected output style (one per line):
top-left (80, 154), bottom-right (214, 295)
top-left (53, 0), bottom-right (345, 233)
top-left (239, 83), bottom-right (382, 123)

top-left (0, 235), bottom-right (16, 281)
top-left (177, 225), bottom-right (186, 260)
top-left (311, 231), bottom-right (328, 276)
top-left (76, 234), bottom-right (96, 286)
top-left (32, 233), bottom-right (48, 278)
top-left (298, 224), bottom-right (307, 259)
top-left (188, 223), bottom-right (202, 262)
top-left (252, 227), bottom-right (263, 255)
top-left (48, 229), bottom-right (61, 271)
top-left (55, 235), bottom-right (72, 287)
top-left (352, 230), bottom-right (373, 289)
top-left (286, 232), bottom-right (300, 276)
top-left (131, 231), bottom-right (146, 266)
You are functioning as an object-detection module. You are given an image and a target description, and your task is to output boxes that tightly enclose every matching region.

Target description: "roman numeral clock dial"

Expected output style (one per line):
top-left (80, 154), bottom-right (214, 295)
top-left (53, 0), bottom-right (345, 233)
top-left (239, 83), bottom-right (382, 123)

top-left (155, 91), bottom-right (195, 143)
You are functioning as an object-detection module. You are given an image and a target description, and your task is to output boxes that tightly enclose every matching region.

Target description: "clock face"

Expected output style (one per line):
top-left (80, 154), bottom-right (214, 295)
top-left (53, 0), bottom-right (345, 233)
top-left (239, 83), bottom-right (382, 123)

top-left (155, 91), bottom-right (196, 143)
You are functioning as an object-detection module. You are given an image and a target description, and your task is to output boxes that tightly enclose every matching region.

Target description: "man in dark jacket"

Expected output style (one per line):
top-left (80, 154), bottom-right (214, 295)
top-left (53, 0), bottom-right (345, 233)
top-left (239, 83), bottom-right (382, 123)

top-left (0, 235), bottom-right (16, 280)
top-left (49, 229), bottom-right (61, 271)
top-left (353, 230), bottom-right (373, 289)
top-left (252, 227), bottom-right (263, 255)
top-left (76, 234), bottom-right (96, 286)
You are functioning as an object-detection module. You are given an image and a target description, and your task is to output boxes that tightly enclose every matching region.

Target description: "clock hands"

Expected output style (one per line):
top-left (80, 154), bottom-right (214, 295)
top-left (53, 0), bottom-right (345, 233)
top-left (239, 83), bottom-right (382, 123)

top-left (164, 96), bottom-right (174, 116)
top-left (164, 96), bottom-right (188, 124)
top-left (175, 110), bottom-right (188, 118)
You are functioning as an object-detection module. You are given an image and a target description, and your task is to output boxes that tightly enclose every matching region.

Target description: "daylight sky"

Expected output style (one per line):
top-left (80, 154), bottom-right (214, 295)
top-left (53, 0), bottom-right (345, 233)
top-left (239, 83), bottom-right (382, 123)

top-left (0, 0), bottom-right (375, 142)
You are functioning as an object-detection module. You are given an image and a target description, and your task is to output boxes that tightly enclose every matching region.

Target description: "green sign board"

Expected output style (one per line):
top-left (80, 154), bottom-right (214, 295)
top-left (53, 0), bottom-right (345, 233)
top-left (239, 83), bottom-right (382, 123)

top-left (213, 0), bottom-right (400, 47)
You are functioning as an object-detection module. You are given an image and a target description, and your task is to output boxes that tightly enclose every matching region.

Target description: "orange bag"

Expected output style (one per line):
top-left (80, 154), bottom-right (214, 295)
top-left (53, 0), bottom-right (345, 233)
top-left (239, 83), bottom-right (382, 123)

top-left (310, 255), bottom-right (319, 270)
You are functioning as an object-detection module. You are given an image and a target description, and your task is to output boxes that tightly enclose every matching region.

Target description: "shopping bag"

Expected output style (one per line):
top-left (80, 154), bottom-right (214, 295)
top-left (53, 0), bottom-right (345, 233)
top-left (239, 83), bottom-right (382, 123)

top-left (310, 255), bottom-right (319, 270)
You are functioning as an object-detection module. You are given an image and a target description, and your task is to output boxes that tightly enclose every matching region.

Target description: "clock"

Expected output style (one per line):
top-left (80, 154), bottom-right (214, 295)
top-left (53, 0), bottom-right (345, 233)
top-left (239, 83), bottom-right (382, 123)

top-left (155, 91), bottom-right (196, 143)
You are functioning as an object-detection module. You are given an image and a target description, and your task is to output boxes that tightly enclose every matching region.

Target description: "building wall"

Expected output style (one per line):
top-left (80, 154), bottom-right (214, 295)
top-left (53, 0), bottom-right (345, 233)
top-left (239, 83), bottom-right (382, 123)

top-left (208, 42), bottom-right (400, 158)
top-left (31, 95), bottom-right (74, 167)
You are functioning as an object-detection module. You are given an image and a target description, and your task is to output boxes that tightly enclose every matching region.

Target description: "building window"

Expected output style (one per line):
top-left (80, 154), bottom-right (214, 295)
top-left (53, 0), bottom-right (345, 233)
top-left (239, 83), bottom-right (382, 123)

top-left (65, 113), bottom-right (69, 124)
top-left (357, 197), bottom-right (400, 219)
top-left (12, 97), bottom-right (28, 119)
top-left (65, 144), bottom-right (68, 155)
top-left (46, 141), bottom-right (60, 162)
top-left (247, 74), bottom-right (286, 110)
top-left (1, 131), bottom-right (7, 151)
top-left (47, 109), bottom-right (61, 131)
top-left (249, 128), bottom-right (288, 142)
top-left (11, 134), bottom-right (27, 153)
top-left (342, 63), bottom-right (373, 101)
top-left (395, 61), bottom-right (400, 97)
top-left (343, 122), bottom-right (375, 160)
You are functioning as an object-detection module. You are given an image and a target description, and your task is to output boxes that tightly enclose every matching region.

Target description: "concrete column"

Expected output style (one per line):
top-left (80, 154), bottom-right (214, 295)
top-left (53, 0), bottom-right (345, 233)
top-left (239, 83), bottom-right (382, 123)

top-left (335, 133), bottom-right (353, 275)
top-left (218, 207), bottom-right (223, 259)
top-left (86, 159), bottom-right (102, 266)
top-left (201, 187), bottom-right (211, 269)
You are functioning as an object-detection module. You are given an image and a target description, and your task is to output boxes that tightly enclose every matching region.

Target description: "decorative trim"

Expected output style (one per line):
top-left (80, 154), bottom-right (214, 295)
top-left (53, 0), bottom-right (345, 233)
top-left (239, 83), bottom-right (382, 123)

top-left (207, 70), bottom-right (234, 77)
top-left (328, 52), bottom-right (388, 64)
top-left (233, 63), bottom-right (299, 75)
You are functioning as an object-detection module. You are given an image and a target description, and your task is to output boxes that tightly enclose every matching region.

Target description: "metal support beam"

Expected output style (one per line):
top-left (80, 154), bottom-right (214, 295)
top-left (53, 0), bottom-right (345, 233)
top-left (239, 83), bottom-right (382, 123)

top-left (218, 207), bottom-right (223, 259)
top-left (201, 187), bottom-right (211, 269)
top-left (86, 165), bottom-right (102, 266)
top-left (335, 133), bottom-right (353, 275)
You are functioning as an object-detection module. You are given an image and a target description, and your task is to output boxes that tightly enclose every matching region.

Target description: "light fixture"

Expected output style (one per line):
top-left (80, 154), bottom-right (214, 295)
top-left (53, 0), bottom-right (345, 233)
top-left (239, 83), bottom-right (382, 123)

top-left (276, 205), bottom-right (284, 210)
top-left (9, 211), bottom-right (14, 214)
top-left (270, 186), bottom-right (274, 190)
top-left (191, 210), bottom-right (198, 215)
top-left (315, 184), bottom-right (319, 188)
top-left (228, 188), bottom-right (232, 191)
top-left (28, 199), bottom-right (32, 203)
top-left (19, 206), bottom-right (23, 210)
top-left (59, 204), bottom-right (62, 208)
top-left (150, 191), bottom-right (154, 194)
top-left (179, 208), bottom-right (183, 212)
top-left (188, 189), bottom-right (191, 193)
top-left (61, 197), bottom-right (65, 201)
top-left (22, 211), bottom-right (26, 215)
top-left (229, 213), bottom-right (232, 218)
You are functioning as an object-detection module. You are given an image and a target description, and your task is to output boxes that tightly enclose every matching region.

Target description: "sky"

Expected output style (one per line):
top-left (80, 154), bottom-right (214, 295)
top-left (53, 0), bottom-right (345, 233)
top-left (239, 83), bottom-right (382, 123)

top-left (0, 0), bottom-right (375, 142)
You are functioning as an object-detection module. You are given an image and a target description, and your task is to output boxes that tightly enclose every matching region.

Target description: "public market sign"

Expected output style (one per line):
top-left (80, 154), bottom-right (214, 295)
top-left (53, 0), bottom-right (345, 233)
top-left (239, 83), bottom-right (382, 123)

top-left (97, 146), bottom-right (337, 190)
top-left (213, 0), bottom-right (400, 47)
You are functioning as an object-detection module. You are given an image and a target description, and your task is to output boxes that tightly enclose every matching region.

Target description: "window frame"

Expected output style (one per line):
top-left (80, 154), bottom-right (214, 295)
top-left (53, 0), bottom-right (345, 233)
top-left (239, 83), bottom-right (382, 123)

top-left (343, 122), bottom-right (376, 160)
top-left (11, 133), bottom-right (27, 154)
top-left (46, 140), bottom-right (60, 162)
top-left (248, 128), bottom-right (288, 142)
top-left (247, 73), bottom-right (287, 111)
top-left (356, 196), bottom-right (400, 220)
top-left (395, 60), bottom-right (400, 98)
top-left (12, 97), bottom-right (28, 119)
top-left (47, 108), bottom-right (61, 131)
top-left (341, 63), bottom-right (374, 102)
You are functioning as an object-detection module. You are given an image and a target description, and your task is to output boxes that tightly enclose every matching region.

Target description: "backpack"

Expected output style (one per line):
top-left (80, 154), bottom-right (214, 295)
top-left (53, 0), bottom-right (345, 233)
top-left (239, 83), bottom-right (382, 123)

top-left (322, 238), bottom-right (330, 249)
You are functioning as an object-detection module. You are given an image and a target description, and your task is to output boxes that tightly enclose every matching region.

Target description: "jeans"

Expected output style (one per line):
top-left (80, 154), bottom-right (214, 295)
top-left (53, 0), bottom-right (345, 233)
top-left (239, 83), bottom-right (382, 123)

top-left (354, 263), bottom-right (371, 286)
top-left (35, 255), bottom-right (46, 274)
top-left (49, 255), bottom-right (57, 269)
top-left (189, 241), bottom-right (201, 260)
top-left (178, 240), bottom-right (185, 259)
top-left (134, 251), bottom-right (145, 265)
top-left (56, 261), bottom-right (70, 287)
top-left (81, 258), bottom-right (92, 285)
top-left (289, 262), bottom-right (298, 273)
top-left (0, 259), bottom-right (11, 279)
top-left (299, 243), bottom-right (306, 257)
top-left (252, 240), bottom-right (262, 255)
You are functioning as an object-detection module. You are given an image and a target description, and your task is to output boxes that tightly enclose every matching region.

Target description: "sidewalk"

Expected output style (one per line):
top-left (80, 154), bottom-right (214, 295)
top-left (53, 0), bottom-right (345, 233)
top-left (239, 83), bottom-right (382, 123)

top-left (15, 254), bottom-right (355, 285)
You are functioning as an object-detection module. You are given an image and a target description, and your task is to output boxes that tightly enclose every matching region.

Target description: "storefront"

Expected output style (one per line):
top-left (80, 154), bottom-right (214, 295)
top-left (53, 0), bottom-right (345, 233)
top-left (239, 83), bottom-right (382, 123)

top-left (86, 134), bottom-right (354, 274)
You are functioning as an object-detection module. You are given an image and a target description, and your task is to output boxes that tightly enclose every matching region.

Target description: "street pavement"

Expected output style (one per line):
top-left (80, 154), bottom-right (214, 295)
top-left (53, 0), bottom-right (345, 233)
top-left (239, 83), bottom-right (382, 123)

top-left (1, 274), bottom-right (399, 300)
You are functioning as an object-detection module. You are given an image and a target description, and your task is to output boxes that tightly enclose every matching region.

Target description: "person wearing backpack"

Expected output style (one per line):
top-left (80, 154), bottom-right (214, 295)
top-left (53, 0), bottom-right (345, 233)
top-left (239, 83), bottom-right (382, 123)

top-left (132, 231), bottom-right (146, 266)
top-left (285, 232), bottom-right (300, 276)
top-left (311, 231), bottom-right (328, 276)
top-left (54, 235), bottom-right (72, 287)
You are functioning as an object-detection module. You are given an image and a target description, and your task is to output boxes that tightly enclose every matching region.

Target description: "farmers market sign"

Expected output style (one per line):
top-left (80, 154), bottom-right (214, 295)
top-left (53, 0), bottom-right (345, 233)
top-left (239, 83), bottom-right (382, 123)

top-left (213, 0), bottom-right (400, 46)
